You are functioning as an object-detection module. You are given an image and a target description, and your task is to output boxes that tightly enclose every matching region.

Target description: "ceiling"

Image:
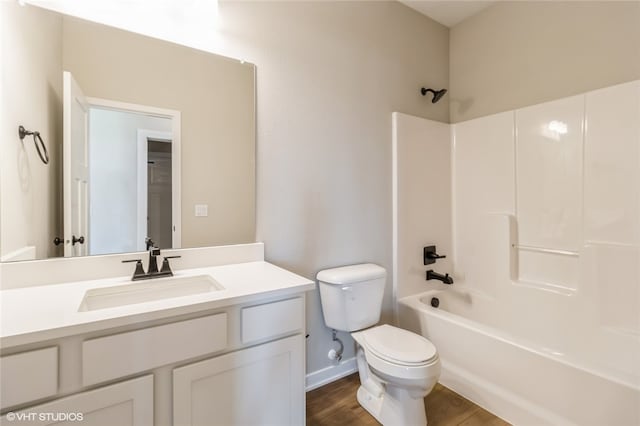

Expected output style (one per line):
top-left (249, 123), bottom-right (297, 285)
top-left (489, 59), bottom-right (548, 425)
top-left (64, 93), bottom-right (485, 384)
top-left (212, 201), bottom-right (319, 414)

top-left (398, 1), bottom-right (497, 27)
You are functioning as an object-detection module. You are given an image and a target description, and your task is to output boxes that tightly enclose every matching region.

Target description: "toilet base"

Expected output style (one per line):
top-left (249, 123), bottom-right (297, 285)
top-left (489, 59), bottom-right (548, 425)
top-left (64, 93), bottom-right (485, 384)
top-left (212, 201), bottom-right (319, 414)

top-left (356, 383), bottom-right (428, 426)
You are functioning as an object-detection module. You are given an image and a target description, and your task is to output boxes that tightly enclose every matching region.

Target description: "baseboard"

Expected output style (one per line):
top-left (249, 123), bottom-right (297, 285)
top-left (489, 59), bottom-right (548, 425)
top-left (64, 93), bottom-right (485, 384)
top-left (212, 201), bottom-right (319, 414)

top-left (305, 357), bottom-right (357, 392)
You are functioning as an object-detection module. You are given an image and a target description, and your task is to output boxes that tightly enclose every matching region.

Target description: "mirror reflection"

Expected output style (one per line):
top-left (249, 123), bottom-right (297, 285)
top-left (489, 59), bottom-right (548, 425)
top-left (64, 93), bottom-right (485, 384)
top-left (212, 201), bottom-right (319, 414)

top-left (84, 102), bottom-right (176, 256)
top-left (0, 3), bottom-right (256, 262)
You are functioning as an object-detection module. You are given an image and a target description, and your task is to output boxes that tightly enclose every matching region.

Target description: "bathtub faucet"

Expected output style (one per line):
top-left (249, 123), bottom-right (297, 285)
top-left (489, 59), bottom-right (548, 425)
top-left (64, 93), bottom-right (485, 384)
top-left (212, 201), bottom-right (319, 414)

top-left (426, 270), bottom-right (454, 285)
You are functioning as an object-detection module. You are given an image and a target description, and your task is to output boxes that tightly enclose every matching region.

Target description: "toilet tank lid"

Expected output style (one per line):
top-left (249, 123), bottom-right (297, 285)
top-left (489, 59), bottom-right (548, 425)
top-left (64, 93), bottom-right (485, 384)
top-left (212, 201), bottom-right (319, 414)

top-left (316, 263), bottom-right (386, 285)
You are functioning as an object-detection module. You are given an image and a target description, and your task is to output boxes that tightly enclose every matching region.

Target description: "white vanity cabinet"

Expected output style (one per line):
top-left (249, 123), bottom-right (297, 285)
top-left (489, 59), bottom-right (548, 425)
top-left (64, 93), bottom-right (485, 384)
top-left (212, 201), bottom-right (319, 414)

top-left (0, 294), bottom-right (308, 426)
top-left (174, 297), bottom-right (306, 425)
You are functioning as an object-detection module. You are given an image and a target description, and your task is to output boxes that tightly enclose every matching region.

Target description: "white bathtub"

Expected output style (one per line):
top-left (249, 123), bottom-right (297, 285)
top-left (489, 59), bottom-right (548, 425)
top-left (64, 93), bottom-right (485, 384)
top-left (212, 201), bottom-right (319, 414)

top-left (398, 289), bottom-right (640, 426)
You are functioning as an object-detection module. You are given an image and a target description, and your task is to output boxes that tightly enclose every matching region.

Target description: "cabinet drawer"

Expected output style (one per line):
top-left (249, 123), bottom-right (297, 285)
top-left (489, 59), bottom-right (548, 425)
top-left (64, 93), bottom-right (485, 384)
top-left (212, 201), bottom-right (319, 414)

top-left (83, 314), bottom-right (227, 386)
top-left (0, 347), bottom-right (58, 409)
top-left (241, 297), bottom-right (303, 344)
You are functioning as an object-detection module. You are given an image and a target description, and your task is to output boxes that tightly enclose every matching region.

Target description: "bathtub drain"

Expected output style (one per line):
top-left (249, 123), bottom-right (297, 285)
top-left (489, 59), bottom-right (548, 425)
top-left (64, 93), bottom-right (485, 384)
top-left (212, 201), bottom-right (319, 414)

top-left (431, 297), bottom-right (439, 308)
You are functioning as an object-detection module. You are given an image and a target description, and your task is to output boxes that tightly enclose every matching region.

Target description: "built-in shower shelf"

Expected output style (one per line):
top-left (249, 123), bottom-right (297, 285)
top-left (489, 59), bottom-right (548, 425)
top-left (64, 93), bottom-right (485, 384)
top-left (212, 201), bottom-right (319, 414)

top-left (512, 244), bottom-right (579, 257)
top-left (513, 244), bottom-right (581, 292)
top-left (512, 279), bottom-right (577, 296)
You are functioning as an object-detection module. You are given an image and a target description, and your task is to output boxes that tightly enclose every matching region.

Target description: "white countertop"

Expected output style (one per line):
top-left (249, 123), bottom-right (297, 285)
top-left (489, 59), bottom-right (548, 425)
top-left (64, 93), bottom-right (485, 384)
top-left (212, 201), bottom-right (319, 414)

top-left (0, 261), bottom-right (314, 348)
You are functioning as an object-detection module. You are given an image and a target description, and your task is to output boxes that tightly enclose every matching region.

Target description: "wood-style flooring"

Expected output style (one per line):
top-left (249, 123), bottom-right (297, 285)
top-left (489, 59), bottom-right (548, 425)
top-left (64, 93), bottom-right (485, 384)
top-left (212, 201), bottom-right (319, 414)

top-left (306, 373), bottom-right (511, 426)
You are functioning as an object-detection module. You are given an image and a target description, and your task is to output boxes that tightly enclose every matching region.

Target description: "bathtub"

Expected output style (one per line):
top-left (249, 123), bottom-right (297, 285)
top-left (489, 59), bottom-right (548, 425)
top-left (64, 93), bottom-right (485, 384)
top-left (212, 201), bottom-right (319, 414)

top-left (398, 289), bottom-right (640, 426)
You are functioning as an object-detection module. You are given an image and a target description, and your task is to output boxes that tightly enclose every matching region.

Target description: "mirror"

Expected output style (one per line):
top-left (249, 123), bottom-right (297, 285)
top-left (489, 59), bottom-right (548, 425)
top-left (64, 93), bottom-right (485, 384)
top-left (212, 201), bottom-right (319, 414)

top-left (0, 2), bottom-right (256, 261)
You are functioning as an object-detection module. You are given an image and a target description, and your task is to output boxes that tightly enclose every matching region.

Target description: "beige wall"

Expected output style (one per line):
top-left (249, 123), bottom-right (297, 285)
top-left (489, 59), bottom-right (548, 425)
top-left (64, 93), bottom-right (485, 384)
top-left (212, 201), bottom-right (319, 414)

top-left (62, 18), bottom-right (256, 248)
top-left (450, 1), bottom-right (640, 122)
top-left (215, 1), bottom-right (449, 374)
top-left (0, 3), bottom-right (62, 260)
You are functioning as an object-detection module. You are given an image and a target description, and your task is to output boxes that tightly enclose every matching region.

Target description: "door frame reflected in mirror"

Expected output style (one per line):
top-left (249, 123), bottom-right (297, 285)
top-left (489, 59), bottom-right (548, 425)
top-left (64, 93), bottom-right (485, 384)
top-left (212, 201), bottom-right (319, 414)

top-left (74, 95), bottom-right (182, 257)
top-left (137, 128), bottom-right (174, 252)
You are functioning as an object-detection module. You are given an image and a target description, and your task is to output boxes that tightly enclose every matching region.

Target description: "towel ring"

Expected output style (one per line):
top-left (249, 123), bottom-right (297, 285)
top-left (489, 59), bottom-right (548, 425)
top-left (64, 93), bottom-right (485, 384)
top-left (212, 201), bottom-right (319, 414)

top-left (18, 125), bottom-right (49, 165)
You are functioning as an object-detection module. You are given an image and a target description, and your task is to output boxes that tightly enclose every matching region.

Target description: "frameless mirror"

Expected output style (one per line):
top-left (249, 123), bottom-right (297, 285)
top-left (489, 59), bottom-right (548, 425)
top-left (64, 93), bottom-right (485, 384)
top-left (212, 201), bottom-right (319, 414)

top-left (0, 2), bottom-right (256, 261)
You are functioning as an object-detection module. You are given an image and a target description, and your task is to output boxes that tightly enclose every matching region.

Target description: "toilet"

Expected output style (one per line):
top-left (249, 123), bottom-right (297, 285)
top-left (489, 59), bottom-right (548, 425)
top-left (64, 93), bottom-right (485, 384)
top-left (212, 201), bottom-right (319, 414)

top-left (317, 263), bottom-right (440, 426)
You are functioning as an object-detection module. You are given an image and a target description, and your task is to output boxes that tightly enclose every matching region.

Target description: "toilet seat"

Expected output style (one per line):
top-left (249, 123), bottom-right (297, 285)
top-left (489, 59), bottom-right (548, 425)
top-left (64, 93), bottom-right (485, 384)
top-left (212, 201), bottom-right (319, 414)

top-left (359, 324), bottom-right (437, 366)
top-left (352, 325), bottom-right (440, 382)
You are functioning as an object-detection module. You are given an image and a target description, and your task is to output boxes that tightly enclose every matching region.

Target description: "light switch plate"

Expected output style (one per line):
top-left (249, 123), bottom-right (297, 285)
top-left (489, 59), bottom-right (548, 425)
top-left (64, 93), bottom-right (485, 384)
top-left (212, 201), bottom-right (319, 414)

top-left (195, 204), bottom-right (208, 217)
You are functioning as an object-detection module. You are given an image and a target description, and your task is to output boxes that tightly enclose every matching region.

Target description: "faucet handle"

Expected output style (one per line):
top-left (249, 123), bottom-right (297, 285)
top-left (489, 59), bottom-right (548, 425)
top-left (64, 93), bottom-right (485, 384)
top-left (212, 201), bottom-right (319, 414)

top-left (424, 245), bottom-right (446, 265)
top-left (122, 259), bottom-right (145, 278)
top-left (160, 255), bottom-right (181, 275)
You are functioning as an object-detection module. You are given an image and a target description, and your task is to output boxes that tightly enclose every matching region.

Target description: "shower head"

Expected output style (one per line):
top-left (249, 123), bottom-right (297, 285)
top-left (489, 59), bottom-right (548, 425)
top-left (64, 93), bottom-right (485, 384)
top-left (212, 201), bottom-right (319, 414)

top-left (421, 87), bottom-right (447, 103)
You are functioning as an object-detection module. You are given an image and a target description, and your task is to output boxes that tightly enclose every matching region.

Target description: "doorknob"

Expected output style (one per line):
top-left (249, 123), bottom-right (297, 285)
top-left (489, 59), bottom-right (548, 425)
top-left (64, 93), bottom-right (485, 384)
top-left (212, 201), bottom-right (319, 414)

top-left (72, 235), bottom-right (85, 245)
top-left (53, 237), bottom-right (63, 246)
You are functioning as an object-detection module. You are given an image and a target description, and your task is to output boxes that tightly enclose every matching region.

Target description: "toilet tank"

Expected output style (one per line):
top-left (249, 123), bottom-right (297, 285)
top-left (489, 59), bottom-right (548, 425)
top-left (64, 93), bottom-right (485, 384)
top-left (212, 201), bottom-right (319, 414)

top-left (317, 264), bottom-right (386, 331)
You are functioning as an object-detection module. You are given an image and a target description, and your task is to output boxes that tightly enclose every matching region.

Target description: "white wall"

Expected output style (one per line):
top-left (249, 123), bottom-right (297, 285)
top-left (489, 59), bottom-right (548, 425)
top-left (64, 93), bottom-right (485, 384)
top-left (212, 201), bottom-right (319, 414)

top-left (32, 0), bottom-right (450, 378)
top-left (0, 3), bottom-right (62, 261)
top-left (392, 113), bottom-right (451, 303)
top-left (452, 110), bottom-right (514, 295)
top-left (452, 81), bottom-right (639, 306)
top-left (450, 1), bottom-right (640, 122)
top-left (451, 80), bottom-right (639, 363)
top-left (583, 82), bottom-right (639, 334)
top-left (394, 80), bottom-right (640, 341)
top-left (395, 82), bottom-right (640, 416)
top-left (88, 108), bottom-right (171, 255)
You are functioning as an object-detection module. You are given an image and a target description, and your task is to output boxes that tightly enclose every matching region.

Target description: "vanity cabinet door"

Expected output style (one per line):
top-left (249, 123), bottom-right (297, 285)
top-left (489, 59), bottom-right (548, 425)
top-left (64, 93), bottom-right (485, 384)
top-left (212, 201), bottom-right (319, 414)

top-left (173, 334), bottom-right (304, 426)
top-left (0, 375), bottom-right (153, 426)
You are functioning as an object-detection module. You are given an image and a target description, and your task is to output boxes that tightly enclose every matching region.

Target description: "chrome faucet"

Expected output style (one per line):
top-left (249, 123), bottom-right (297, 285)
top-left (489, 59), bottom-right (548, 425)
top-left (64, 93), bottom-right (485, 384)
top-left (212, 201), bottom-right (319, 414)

top-left (122, 244), bottom-right (181, 281)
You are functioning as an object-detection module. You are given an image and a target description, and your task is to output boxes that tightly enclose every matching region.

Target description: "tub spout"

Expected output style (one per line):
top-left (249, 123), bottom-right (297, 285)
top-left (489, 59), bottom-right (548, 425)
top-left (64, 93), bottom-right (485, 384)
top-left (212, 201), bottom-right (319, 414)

top-left (426, 270), bottom-right (453, 284)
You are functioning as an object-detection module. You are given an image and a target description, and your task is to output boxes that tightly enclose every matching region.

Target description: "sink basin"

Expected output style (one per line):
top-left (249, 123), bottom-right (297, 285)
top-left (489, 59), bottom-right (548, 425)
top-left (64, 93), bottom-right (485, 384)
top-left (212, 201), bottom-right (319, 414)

top-left (78, 275), bottom-right (224, 312)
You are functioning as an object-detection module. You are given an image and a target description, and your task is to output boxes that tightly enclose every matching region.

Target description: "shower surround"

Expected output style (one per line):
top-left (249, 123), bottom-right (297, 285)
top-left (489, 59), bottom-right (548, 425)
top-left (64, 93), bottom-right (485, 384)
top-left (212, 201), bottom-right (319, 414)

top-left (393, 80), bottom-right (639, 425)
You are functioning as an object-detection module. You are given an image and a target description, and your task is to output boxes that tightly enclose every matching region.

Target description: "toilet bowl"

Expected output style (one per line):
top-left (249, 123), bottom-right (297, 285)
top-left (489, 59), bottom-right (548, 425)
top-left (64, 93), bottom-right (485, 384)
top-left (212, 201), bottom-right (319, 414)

top-left (317, 264), bottom-right (441, 426)
top-left (352, 324), bottom-right (441, 425)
